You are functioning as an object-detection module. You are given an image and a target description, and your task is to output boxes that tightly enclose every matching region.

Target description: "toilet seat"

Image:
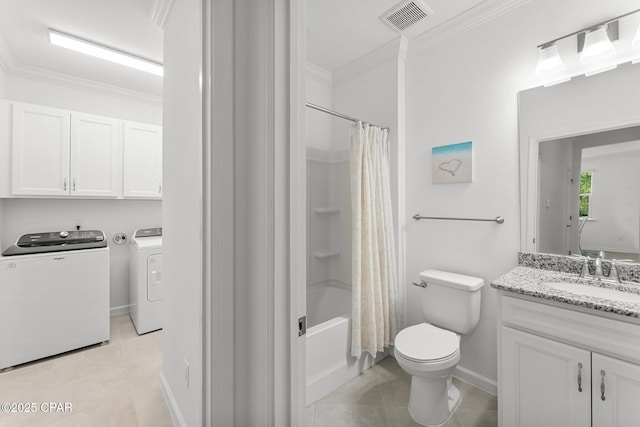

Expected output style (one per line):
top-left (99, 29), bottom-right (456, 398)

top-left (395, 323), bottom-right (459, 363)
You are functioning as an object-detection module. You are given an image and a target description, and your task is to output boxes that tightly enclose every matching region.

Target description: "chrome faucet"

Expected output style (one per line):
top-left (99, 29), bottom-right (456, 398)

top-left (594, 251), bottom-right (605, 278)
top-left (579, 251), bottom-right (622, 283)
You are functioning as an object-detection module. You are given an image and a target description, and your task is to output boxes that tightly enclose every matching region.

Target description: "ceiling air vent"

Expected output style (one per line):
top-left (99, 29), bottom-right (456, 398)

top-left (380, 0), bottom-right (434, 37)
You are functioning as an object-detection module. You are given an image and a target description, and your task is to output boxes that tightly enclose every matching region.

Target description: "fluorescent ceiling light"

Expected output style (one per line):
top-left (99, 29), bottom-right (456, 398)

top-left (49, 29), bottom-right (163, 77)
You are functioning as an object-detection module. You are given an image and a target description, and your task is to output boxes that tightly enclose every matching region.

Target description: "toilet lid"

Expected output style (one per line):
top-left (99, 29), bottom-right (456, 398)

top-left (395, 323), bottom-right (459, 362)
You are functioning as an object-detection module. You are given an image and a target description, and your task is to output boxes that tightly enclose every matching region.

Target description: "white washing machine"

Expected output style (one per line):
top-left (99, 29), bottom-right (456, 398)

top-left (130, 228), bottom-right (163, 334)
top-left (0, 230), bottom-right (110, 370)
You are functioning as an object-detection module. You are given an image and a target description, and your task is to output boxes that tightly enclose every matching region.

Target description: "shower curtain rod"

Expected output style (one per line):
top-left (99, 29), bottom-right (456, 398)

top-left (305, 102), bottom-right (390, 131)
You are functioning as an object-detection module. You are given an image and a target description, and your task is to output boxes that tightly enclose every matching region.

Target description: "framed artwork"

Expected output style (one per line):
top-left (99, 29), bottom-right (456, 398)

top-left (432, 141), bottom-right (473, 184)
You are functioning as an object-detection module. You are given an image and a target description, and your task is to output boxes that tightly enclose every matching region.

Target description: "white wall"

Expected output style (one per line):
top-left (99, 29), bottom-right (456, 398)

top-left (0, 66), bottom-right (5, 251)
top-left (161, 0), bottom-right (202, 424)
top-left (306, 66), bottom-right (353, 288)
top-left (538, 141), bottom-right (573, 254)
top-left (0, 73), bottom-right (162, 314)
top-left (581, 146), bottom-right (640, 253)
top-left (404, 0), bottom-right (640, 388)
top-left (3, 75), bottom-right (161, 124)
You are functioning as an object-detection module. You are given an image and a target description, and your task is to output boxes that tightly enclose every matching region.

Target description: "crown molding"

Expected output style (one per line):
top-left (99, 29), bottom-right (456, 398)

top-left (333, 36), bottom-right (405, 86)
top-left (409, 0), bottom-right (531, 56)
top-left (0, 33), bottom-right (16, 74)
top-left (149, 0), bottom-right (176, 29)
top-left (305, 62), bottom-right (332, 86)
top-left (8, 63), bottom-right (162, 105)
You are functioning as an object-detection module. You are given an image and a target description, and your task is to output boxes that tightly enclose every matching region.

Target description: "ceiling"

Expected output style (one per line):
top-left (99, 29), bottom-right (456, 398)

top-left (0, 0), bottom-right (163, 97)
top-left (0, 0), bottom-right (525, 98)
top-left (307, 0), bottom-right (518, 72)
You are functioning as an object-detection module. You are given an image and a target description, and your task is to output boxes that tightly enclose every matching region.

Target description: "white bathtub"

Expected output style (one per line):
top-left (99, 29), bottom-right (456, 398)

top-left (306, 281), bottom-right (386, 405)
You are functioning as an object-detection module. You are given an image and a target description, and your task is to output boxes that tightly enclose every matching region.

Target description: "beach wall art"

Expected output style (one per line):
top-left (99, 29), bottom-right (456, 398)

top-left (431, 141), bottom-right (473, 184)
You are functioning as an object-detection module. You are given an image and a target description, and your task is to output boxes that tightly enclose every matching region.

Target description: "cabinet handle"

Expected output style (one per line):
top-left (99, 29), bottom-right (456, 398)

top-left (73, 178), bottom-right (76, 192)
top-left (577, 362), bottom-right (583, 392)
top-left (63, 178), bottom-right (67, 191)
top-left (600, 370), bottom-right (606, 401)
top-left (158, 183), bottom-right (162, 194)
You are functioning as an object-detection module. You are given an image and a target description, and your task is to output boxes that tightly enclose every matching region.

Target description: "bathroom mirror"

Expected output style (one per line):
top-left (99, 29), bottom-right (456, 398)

top-left (518, 62), bottom-right (640, 262)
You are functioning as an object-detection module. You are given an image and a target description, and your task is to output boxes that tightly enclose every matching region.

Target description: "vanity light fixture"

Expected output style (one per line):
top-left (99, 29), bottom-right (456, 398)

top-left (534, 7), bottom-right (640, 83)
top-left (632, 24), bottom-right (640, 64)
top-left (48, 29), bottom-right (163, 77)
top-left (535, 44), bottom-right (565, 75)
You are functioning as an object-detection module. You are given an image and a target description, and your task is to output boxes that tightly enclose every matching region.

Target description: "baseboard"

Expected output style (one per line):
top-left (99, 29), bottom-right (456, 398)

top-left (160, 372), bottom-right (187, 427)
top-left (110, 304), bottom-right (131, 317)
top-left (454, 365), bottom-right (498, 396)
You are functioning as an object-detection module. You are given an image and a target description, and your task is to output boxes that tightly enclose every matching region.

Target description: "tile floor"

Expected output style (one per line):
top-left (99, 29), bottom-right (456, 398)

top-left (307, 356), bottom-right (498, 427)
top-left (0, 314), bottom-right (173, 427)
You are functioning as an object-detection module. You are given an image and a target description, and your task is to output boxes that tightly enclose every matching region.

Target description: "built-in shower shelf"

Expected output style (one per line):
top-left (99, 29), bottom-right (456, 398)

top-left (313, 207), bottom-right (340, 214)
top-left (313, 250), bottom-right (340, 259)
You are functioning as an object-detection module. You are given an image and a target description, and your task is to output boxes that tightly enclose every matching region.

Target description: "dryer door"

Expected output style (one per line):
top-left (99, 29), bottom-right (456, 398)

top-left (147, 253), bottom-right (163, 302)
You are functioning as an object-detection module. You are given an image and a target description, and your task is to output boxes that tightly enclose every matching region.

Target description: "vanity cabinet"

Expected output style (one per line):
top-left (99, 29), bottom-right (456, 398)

top-left (498, 294), bottom-right (640, 427)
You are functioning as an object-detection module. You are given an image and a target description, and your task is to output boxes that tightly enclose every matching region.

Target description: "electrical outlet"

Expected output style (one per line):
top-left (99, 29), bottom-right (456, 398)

top-left (184, 358), bottom-right (190, 389)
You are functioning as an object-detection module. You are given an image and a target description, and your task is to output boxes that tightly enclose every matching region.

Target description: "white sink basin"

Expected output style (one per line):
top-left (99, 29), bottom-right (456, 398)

top-left (543, 281), bottom-right (640, 304)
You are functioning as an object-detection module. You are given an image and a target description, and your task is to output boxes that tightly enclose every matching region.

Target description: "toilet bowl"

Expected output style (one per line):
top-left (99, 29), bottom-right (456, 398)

top-left (394, 323), bottom-right (461, 426)
top-left (395, 270), bottom-right (485, 426)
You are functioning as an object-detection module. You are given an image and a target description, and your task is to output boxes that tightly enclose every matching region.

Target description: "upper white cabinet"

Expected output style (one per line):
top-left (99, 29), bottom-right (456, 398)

top-left (4, 101), bottom-right (161, 199)
top-left (70, 113), bottom-right (120, 197)
top-left (123, 121), bottom-right (162, 199)
top-left (11, 103), bottom-right (70, 196)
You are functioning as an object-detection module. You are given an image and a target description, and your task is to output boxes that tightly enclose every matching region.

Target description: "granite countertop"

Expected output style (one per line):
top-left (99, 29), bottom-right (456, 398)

top-left (491, 266), bottom-right (640, 319)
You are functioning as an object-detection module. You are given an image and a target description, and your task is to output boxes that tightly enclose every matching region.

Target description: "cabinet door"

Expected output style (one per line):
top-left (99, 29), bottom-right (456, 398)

top-left (501, 327), bottom-right (591, 427)
top-left (11, 103), bottom-right (70, 196)
top-left (593, 353), bottom-right (640, 427)
top-left (123, 121), bottom-right (162, 198)
top-left (70, 114), bottom-right (120, 197)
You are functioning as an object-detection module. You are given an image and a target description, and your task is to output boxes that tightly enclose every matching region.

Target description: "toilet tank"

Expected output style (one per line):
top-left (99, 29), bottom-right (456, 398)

top-left (418, 269), bottom-right (485, 334)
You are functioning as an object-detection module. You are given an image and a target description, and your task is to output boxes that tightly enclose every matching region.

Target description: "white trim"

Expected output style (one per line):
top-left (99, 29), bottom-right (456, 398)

top-left (202, 0), bottom-right (236, 425)
top-left (290, 0), bottom-right (307, 424)
top-left (8, 63), bottom-right (162, 105)
top-left (454, 365), bottom-right (498, 396)
top-left (149, 0), bottom-right (175, 28)
top-left (409, 0), bottom-right (530, 56)
top-left (254, 0), bottom-right (277, 421)
top-left (0, 33), bottom-right (16, 73)
top-left (160, 372), bottom-right (187, 427)
top-left (109, 304), bottom-right (131, 317)
top-left (333, 37), bottom-right (405, 86)
top-left (305, 62), bottom-right (332, 86)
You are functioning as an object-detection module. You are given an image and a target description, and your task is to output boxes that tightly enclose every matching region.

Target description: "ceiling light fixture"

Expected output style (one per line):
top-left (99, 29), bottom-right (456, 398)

top-left (534, 7), bottom-right (640, 84)
top-left (48, 29), bottom-right (163, 77)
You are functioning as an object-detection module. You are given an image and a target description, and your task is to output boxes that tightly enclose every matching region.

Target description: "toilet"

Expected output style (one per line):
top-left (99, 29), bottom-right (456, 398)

top-left (394, 269), bottom-right (485, 426)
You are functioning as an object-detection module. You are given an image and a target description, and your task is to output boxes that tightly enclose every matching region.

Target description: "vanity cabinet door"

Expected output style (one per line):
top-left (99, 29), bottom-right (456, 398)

top-left (501, 327), bottom-right (591, 427)
top-left (592, 353), bottom-right (640, 427)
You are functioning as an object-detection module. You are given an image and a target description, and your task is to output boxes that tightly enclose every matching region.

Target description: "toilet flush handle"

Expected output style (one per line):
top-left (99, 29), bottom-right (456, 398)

top-left (412, 281), bottom-right (428, 288)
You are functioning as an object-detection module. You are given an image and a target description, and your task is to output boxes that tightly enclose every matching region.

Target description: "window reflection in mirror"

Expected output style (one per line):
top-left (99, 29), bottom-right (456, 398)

top-left (537, 126), bottom-right (640, 262)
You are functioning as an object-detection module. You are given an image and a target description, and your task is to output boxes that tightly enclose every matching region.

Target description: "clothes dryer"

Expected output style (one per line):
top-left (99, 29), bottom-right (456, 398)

top-left (129, 228), bottom-right (163, 334)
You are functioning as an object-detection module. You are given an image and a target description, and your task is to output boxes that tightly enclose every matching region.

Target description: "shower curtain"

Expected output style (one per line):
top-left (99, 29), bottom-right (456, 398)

top-left (350, 121), bottom-right (398, 358)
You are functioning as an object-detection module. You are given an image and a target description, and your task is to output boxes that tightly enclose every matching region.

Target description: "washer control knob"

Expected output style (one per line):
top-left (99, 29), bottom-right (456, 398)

top-left (59, 231), bottom-right (69, 238)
